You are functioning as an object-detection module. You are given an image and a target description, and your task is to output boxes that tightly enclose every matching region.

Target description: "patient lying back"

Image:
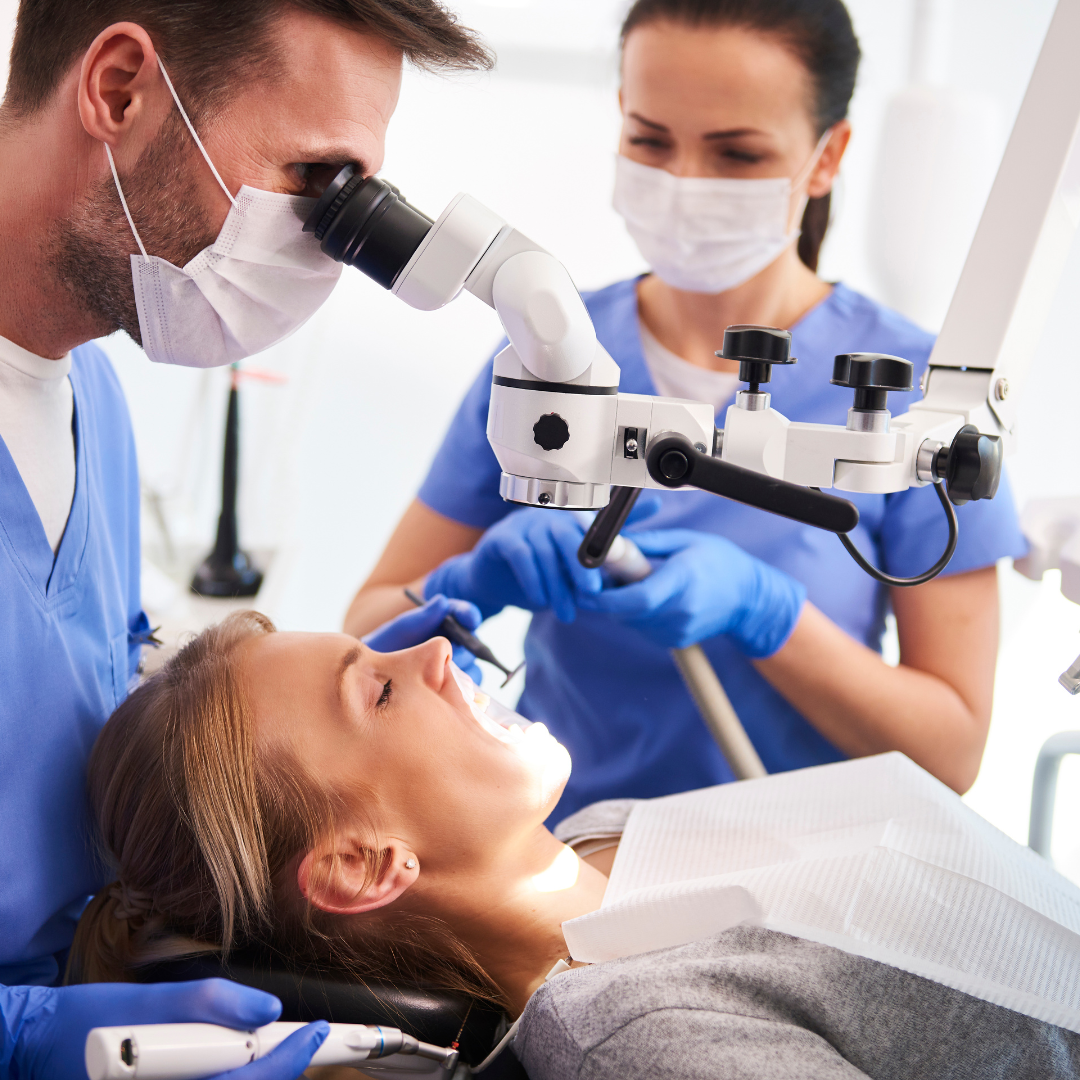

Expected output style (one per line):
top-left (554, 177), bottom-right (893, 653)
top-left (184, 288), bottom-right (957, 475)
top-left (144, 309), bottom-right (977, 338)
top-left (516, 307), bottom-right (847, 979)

top-left (70, 612), bottom-right (1080, 1079)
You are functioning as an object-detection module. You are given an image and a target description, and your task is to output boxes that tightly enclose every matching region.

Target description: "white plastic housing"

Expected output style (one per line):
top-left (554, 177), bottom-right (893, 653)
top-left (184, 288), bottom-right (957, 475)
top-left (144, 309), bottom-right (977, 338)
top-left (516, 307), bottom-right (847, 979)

top-left (392, 193), bottom-right (505, 311)
top-left (491, 251), bottom-right (598, 383)
top-left (1015, 497), bottom-right (1080, 603)
top-left (487, 345), bottom-right (620, 488)
top-left (928, 0), bottom-right (1080, 436)
top-left (85, 1022), bottom-right (392, 1080)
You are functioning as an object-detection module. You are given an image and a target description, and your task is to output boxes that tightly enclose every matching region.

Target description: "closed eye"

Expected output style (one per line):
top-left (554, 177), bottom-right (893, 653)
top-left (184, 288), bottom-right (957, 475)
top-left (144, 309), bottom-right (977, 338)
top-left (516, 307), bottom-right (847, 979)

top-left (290, 162), bottom-right (352, 198)
top-left (377, 679), bottom-right (393, 709)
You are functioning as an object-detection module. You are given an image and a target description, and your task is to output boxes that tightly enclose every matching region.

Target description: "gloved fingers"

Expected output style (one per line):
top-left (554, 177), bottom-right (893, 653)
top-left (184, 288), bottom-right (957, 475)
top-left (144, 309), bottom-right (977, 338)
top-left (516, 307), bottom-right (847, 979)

top-left (444, 597), bottom-right (483, 632)
top-left (492, 532), bottom-right (552, 611)
top-left (615, 528), bottom-right (707, 558)
top-left (128, 979), bottom-right (283, 1028)
top-left (526, 523), bottom-right (578, 623)
top-left (217, 1021), bottom-right (329, 1080)
top-left (361, 596), bottom-right (453, 653)
top-left (451, 646), bottom-right (483, 683)
top-left (624, 492), bottom-right (663, 526)
top-left (577, 561), bottom-right (682, 617)
top-left (544, 514), bottom-right (603, 597)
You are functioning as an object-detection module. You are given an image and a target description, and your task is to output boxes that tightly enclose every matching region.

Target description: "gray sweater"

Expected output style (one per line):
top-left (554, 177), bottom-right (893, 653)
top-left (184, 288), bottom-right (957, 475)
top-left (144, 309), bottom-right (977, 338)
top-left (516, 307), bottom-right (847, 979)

top-left (511, 802), bottom-right (1080, 1080)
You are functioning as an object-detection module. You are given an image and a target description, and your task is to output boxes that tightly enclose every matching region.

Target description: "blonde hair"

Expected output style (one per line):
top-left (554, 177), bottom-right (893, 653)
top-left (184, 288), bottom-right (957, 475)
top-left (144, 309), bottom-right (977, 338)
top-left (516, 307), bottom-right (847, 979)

top-left (68, 610), bottom-right (501, 1004)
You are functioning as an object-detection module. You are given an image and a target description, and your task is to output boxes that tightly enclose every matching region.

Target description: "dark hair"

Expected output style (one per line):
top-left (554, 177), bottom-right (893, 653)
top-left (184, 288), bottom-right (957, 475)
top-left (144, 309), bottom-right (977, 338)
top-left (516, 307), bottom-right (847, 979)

top-left (620, 0), bottom-right (861, 272)
top-left (4, 0), bottom-right (492, 121)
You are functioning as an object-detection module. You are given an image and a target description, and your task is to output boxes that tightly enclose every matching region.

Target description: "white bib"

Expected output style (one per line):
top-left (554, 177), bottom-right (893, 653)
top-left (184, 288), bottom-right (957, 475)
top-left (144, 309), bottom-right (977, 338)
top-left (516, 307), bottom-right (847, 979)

top-left (563, 753), bottom-right (1080, 1033)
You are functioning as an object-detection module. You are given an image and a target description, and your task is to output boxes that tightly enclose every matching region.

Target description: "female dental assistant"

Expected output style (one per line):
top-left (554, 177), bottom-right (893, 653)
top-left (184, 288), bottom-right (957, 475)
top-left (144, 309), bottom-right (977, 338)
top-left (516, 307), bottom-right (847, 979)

top-left (344, 0), bottom-right (1026, 820)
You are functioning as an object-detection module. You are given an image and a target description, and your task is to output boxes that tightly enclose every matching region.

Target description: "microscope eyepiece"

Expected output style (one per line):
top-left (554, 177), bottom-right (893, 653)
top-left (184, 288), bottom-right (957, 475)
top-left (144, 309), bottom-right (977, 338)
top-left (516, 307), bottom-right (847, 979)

top-left (304, 165), bottom-right (434, 289)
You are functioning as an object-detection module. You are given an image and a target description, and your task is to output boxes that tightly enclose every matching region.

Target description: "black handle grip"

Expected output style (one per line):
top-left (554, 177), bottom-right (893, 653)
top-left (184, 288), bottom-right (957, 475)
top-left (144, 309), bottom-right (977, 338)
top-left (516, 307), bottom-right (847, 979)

top-left (646, 436), bottom-right (859, 534)
top-left (578, 486), bottom-right (642, 568)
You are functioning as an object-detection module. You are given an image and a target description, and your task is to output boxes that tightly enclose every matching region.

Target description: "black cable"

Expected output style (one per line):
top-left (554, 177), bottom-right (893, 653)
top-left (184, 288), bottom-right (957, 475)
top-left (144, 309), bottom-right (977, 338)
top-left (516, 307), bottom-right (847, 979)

top-left (815, 482), bottom-right (958, 588)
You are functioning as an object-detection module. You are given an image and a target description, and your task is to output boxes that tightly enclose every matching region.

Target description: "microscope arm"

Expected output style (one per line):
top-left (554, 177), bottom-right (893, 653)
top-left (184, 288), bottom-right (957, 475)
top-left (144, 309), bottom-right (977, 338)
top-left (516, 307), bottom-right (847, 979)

top-left (385, 188), bottom-right (856, 531)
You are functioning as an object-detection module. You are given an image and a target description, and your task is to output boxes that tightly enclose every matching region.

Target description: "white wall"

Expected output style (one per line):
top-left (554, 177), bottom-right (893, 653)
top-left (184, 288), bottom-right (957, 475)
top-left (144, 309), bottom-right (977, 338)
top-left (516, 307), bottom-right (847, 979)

top-left (4, 1), bottom-right (1080, 867)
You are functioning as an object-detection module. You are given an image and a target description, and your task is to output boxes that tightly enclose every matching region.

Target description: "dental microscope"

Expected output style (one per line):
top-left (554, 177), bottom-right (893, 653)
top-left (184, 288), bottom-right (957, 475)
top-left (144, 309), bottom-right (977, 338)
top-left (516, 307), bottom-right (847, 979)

top-left (301, 0), bottom-right (1080, 586)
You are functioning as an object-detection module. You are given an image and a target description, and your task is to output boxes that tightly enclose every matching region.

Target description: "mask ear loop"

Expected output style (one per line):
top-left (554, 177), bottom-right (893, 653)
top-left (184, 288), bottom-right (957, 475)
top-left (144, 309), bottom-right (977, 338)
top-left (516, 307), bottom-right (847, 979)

top-left (792, 127), bottom-right (836, 194)
top-left (786, 127), bottom-right (835, 237)
top-left (156, 57), bottom-right (236, 208)
top-left (104, 57), bottom-right (237, 261)
top-left (105, 142), bottom-right (149, 260)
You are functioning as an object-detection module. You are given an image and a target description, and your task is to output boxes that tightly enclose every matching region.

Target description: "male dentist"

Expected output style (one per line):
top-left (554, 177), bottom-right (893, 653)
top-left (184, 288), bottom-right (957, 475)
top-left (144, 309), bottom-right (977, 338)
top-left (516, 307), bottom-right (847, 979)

top-left (0, 2), bottom-right (489, 1076)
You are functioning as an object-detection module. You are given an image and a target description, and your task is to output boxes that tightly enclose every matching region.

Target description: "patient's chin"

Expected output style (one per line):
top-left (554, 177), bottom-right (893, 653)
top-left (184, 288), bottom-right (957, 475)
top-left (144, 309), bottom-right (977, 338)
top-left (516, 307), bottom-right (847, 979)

top-left (519, 724), bottom-right (572, 812)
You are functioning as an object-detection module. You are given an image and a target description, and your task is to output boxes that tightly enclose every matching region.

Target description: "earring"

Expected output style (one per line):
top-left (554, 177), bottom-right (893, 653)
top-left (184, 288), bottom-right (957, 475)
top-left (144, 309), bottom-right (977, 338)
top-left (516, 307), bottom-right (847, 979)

top-left (405, 859), bottom-right (417, 870)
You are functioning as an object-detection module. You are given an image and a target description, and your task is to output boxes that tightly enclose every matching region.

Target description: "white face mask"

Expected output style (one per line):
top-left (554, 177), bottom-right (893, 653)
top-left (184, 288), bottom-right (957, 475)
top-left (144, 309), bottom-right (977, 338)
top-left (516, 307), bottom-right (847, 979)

top-left (612, 130), bottom-right (832, 295)
top-left (106, 59), bottom-right (342, 368)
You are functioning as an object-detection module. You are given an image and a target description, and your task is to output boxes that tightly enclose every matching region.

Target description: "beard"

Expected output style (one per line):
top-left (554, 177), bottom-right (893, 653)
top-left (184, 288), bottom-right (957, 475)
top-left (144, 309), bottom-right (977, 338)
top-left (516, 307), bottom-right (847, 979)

top-left (52, 112), bottom-right (221, 346)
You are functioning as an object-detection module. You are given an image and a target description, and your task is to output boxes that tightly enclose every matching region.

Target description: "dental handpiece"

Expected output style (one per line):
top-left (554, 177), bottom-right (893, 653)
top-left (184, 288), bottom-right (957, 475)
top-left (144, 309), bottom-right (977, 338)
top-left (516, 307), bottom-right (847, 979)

top-left (85, 1021), bottom-right (459, 1080)
top-left (404, 588), bottom-right (523, 686)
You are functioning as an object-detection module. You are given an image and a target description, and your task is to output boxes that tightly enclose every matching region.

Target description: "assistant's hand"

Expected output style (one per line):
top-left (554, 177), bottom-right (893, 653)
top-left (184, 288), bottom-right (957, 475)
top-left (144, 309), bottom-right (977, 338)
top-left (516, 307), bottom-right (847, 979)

top-left (577, 528), bottom-right (807, 656)
top-left (362, 595), bottom-right (484, 681)
top-left (423, 508), bottom-right (603, 624)
top-left (12, 978), bottom-right (327, 1080)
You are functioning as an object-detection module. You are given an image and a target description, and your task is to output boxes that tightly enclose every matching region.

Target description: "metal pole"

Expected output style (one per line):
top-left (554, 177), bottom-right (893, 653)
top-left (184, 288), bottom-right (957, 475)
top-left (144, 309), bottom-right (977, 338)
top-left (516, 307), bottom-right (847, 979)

top-left (1029, 730), bottom-right (1080, 858)
top-left (603, 534), bottom-right (767, 781)
top-left (672, 644), bottom-right (766, 780)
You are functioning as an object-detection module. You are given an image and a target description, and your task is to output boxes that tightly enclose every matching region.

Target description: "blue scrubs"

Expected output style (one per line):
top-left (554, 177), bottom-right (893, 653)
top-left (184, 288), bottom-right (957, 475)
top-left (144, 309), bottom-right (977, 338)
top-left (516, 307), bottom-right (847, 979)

top-left (419, 279), bottom-right (1027, 823)
top-left (0, 342), bottom-right (143, 992)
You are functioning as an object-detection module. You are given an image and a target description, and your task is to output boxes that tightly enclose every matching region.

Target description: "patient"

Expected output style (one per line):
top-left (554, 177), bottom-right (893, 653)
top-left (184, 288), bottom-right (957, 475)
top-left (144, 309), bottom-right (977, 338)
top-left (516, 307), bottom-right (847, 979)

top-left (71, 612), bottom-right (1080, 1079)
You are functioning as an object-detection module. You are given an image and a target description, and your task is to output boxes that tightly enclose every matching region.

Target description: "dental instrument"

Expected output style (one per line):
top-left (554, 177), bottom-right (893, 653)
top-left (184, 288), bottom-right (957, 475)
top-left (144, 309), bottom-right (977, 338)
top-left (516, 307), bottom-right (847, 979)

top-left (84, 1021), bottom-right (459, 1080)
top-left (404, 587), bottom-right (523, 686)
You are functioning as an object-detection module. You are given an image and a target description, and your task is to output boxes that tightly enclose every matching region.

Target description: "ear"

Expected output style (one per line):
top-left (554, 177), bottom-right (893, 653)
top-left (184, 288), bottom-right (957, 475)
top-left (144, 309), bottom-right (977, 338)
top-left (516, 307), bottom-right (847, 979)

top-left (807, 120), bottom-right (852, 200)
top-left (298, 835), bottom-right (420, 916)
top-left (77, 21), bottom-right (165, 148)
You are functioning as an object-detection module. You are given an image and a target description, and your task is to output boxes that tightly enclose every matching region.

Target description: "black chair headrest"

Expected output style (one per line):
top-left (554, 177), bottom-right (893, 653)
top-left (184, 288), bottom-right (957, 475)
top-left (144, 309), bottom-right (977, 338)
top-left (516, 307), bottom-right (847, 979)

top-left (137, 948), bottom-right (521, 1072)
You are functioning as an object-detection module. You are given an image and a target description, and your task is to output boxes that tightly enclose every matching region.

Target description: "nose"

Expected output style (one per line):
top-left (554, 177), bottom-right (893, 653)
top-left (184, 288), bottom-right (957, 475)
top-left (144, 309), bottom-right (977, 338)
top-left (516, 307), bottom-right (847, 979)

top-left (410, 636), bottom-right (453, 691)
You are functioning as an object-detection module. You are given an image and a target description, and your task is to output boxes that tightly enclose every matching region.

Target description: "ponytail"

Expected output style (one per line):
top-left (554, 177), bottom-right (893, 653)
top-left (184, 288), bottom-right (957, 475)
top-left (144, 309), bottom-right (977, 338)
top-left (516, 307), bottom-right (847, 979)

top-left (798, 192), bottom-right (832, 273)
top-left (67, 883), bottom-right (214, 984)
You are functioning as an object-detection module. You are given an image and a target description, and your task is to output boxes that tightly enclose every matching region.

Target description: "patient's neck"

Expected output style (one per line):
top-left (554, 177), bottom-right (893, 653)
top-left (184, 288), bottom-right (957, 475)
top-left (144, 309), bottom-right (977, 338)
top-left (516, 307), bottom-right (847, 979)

top-left (413, 826), bottom-right (608, 1015)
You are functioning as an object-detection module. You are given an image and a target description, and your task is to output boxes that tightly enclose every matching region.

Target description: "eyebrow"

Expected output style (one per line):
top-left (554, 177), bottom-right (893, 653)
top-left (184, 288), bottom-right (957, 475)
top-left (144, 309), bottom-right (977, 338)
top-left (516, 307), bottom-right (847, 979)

top-left (291, 144), bottom-right (367, 170)
top-left (629, 111), bottom-right (669, 132)
top-left (627, 112), bottom-right (765, 142)
top-left (337, 646), bottom-right (362, 709)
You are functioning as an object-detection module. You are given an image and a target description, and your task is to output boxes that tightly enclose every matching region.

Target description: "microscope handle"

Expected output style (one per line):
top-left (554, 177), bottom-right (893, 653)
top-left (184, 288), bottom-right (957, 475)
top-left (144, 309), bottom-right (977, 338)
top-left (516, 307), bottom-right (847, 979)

top-left (578, 486), bottom-right (642, 568)
top-left (646, 436), bottom-right (860, 535)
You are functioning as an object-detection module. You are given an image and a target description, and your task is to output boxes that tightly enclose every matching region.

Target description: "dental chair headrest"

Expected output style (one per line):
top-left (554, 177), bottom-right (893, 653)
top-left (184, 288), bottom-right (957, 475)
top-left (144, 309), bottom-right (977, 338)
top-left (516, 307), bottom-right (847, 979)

top-left (138, 947), bottom-right (527, 1076)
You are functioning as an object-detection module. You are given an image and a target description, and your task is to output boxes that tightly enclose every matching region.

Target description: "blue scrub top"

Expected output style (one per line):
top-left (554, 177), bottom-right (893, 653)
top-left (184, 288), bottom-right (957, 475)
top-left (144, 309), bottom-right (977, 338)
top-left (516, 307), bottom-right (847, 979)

top-left (419, 279), bottom-right (1027, 823)
top-left (0, 342), bottom-right (144, 988)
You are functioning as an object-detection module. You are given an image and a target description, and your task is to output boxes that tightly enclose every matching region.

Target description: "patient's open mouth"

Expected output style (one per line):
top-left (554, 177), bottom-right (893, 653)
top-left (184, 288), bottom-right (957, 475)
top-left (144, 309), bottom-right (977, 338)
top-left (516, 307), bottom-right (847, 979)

top-left (449, 661), bottom-right (557, 751)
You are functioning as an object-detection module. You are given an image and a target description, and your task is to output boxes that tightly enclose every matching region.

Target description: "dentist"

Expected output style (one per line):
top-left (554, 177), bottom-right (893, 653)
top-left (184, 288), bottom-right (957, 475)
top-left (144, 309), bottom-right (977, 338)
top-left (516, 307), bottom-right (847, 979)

top-left (345, 0), bottom-right (1026, 820)
top-left (0, 1), bottom-right (488, 1076)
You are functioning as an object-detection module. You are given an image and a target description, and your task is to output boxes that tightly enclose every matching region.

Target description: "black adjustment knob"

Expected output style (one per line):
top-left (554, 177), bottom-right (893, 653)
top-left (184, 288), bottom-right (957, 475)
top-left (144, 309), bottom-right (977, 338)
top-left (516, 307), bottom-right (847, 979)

top-left (533, 413), bottom-right (570, 451)
top-left (935, 424), bottom-right (1003, 506)
top-left (831, 353), bottom-right (913, 412)
top-left (716, 325), bottom-right (797, 392)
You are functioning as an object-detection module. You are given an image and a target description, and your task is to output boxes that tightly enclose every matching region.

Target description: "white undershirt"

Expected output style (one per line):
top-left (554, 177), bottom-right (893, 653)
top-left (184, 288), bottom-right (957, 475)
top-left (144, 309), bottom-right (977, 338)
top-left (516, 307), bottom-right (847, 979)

top-left (639, 323), bottom-right (741, 417)
top-left (0, 334), bottom-right (75, 553)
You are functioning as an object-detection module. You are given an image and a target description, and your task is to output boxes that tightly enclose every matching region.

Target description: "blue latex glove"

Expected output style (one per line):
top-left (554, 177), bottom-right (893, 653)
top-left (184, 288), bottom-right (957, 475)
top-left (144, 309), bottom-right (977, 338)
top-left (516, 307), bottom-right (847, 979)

top-left (362, 594), bottom-right (484, 682)
top-left (577, 528), bottom-right (807, 656)
top-left (7, 978), bottom-right (327, 1080)
top-left (424, 497), bottom-right (662, 624)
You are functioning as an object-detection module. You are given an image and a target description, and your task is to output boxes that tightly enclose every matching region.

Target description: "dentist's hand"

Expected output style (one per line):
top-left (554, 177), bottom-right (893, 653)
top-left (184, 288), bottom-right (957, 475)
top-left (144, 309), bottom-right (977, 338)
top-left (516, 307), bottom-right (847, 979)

top-left (10, 979), bottom-right (327, 1080)
top-left (362, 595), bottom-right (485, 681)
top-left (577, 529), bottom-right (807, 656)
top-left (423, 508), bottom-right (603, 624)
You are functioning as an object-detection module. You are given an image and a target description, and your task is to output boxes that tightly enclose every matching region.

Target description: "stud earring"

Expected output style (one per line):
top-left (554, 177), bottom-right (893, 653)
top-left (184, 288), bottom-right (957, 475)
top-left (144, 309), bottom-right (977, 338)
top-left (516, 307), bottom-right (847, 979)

top-left (405, 859), bottom-right (417, 870)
